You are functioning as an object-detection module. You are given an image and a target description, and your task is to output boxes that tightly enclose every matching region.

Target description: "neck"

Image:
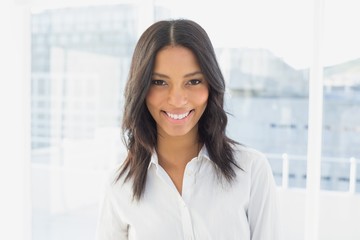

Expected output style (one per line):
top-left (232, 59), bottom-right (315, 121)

top-left (156, 130), bottom-right (201, 170)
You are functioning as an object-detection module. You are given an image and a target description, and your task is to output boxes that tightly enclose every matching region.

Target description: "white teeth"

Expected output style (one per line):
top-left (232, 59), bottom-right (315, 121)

top-left (166, 111), bottom-right (191, 120)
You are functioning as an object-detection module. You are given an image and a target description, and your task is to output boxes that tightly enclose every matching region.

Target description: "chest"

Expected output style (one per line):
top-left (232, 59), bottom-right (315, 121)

top-left (121, 166), bottom-right (251, 240)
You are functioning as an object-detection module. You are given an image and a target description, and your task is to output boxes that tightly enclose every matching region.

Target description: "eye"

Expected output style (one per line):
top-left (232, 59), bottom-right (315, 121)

top-left (187, 79), bottom-right (202, 85)
top-left (151, 80), bottom-right (167, 86)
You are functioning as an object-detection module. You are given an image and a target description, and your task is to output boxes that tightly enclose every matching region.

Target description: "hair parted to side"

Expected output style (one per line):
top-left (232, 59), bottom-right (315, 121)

top-left (117, 19), bottom-right (240, 200)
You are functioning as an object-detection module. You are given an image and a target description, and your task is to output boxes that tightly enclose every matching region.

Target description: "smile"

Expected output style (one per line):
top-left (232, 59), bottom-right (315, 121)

top-left (165, 110), bottom-right (192, 120)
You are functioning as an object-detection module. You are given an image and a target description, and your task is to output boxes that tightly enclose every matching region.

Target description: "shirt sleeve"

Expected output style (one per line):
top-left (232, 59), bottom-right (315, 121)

top-left (95, 175), bottom-right (128, 240)
top-left (247, 154), bottom-right (279, 240)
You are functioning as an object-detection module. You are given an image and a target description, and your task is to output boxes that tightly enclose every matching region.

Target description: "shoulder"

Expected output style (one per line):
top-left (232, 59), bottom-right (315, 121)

top-left (102, 162), bottom-right (132, 199)
top-left (232, 144), bottom-right (277, 198)
top-left (232, 143), bottom-right (270, 174)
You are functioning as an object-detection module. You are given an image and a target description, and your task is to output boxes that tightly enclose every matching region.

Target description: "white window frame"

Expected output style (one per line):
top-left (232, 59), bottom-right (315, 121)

top-left (0, 1), bottom-right (31, 240)
top-left (305, 0), bottom-right (324, 239)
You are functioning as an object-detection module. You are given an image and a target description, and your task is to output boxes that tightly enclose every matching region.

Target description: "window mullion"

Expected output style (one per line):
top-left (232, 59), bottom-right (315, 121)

top-left (304, 0), bottom-right (324, 239)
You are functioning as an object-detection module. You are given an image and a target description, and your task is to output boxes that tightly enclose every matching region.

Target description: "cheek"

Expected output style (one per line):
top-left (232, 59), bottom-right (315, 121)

top-left (194, 88), bottom-right (209, 106)
top-left (146, 89), bottom-right (160, 107)
top-left (145, 93), bottom-right (155, 115)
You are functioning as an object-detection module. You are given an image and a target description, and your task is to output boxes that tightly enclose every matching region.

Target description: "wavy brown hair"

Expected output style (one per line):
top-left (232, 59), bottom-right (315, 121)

top-left (117, 19), bottom-right (240, 200)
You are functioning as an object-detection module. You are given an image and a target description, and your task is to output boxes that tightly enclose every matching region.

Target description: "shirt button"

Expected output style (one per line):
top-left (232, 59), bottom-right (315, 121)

top-left (178, 199), bottom-right (186, 207)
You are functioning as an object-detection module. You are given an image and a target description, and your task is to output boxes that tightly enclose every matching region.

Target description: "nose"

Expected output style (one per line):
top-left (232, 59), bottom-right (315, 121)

top-left (167, 86), bottom-right (188, 107)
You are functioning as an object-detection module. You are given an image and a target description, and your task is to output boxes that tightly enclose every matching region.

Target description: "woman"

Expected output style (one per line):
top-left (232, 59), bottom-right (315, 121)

top-left (96, 19), bottom-right (278, 240)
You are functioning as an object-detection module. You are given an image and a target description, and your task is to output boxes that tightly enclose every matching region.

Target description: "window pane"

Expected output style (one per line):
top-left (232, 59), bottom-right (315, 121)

top-left (156, 0), bottom-right (312, 189)
top-left (321, 0), bottom-right (360, 193)
top-left (320, 0), bottom-right (360, 239)
top-left (30, 4), bottom-right (140, 240)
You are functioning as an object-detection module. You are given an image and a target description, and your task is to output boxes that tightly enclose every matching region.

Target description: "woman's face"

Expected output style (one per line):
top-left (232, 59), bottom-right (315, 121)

top-left (146, 46), bottom-right (209, 138)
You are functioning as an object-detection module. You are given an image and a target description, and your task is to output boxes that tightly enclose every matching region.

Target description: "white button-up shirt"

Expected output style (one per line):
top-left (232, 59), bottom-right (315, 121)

top-left (96, 145), bottom-right (279, 240)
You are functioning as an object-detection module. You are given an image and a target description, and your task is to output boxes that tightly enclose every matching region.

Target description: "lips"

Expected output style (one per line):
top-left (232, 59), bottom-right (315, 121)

top-left (163, 110), bottom-right (193, 120)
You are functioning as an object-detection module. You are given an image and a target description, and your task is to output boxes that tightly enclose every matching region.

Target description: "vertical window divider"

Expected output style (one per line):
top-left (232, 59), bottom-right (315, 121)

top-left (304, 0), bottom-right (324, 239)
top-left (0, 2), bottom-right (32, 240)
top-left (24, 5), bottom-right (32, 240)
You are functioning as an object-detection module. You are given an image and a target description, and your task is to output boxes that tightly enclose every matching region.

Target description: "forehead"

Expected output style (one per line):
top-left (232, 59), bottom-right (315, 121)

top-left (153, 46), bottom-right (201, 73)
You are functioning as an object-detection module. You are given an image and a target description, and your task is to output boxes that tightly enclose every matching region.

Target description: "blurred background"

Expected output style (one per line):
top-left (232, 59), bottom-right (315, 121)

top-left (1, 0), bottom-right (359, 239)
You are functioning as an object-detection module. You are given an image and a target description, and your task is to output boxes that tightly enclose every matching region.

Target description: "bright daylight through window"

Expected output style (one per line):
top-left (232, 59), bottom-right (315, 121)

top-left (29, 0), bottom-right (360, 239)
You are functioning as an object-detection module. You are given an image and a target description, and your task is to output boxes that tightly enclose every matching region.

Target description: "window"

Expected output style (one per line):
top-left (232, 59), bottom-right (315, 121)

top-left (30, 4), bottom-right (141, 239)
top-left (321, 0), bottom-right (360, 193)
top-left (29, 1), bottom-right (360, 239)
top-left (160, 0), bottom-right (312, 189)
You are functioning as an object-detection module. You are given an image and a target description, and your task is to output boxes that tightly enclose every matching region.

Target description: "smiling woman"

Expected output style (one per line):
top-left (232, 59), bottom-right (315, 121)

top-left (96, 19), bottom-right (279, 240)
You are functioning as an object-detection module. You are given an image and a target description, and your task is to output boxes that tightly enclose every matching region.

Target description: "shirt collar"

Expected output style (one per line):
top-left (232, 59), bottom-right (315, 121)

top-left (198, 144), bottom-right (210, 161)
top-left (148, 150), bottom-right (159, 170)
top-left (148, 144), bottom-right (210, 170)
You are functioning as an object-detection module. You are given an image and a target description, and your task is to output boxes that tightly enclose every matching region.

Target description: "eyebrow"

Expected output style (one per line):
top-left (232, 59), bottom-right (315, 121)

top-left (152, 71), bottom-right (203, 79)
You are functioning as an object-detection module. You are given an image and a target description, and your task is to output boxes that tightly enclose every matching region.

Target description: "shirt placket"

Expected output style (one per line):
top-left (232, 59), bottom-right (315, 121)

top-left (154, 158), bottom-right (198, 240)
top-left (179, 162), bottom-right (196, 240)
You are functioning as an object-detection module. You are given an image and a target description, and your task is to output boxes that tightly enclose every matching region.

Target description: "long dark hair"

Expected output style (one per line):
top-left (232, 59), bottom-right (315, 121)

top-left (117, 19), bottom-right (240, 200)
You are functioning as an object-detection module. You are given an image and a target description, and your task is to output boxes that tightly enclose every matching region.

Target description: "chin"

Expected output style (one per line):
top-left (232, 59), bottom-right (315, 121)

top-left (165, 131), bottom-right (190, 137)
top-left (160, 127), bottom-right (193, 138)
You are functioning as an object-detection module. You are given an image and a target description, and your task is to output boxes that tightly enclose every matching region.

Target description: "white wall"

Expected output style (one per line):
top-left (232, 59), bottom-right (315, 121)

top-left (0, 1), bottom-right (31, 240)
top-left (278, 188), bottom-right (360, 240)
